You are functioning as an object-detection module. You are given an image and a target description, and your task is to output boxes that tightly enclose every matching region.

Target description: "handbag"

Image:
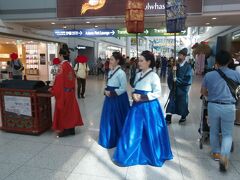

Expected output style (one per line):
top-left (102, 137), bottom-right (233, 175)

top-left (216, 69), bottom-right (240, 100)
top-left (13, 60), bottom-right (24, 71)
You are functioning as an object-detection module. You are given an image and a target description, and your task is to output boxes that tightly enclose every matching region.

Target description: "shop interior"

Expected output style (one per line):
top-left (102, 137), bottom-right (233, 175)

top-left (0, 36), bottom-right (59, 81)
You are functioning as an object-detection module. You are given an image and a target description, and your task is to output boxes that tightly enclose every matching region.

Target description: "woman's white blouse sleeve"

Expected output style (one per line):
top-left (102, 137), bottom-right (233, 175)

top-left (147, 73), bottom-right (161, 100)
top-left (115, 71), bottom-right (127, 95)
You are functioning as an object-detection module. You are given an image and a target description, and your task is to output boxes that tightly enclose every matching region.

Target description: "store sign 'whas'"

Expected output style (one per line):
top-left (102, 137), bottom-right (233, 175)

top-left (57, 0), bottom-right (202, 18)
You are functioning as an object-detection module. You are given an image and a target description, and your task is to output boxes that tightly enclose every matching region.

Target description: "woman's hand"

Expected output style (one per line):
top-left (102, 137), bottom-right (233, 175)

top-left (132, 93), bottom-right (141, 102)
top-left (105, 90), bottom-right (111, 97)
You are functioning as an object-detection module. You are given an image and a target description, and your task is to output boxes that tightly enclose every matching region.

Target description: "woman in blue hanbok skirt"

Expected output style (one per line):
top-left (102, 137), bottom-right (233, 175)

top-left (113, 51), bottom-right (173, 166)
top-left (98, 52), bottom-right (130, 149)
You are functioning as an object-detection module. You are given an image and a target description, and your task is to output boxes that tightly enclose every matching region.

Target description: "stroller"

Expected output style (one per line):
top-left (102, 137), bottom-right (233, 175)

top-left (198, 95), bottom-right (210, 149)
top-left (198, 95), bottom-right (234, 152)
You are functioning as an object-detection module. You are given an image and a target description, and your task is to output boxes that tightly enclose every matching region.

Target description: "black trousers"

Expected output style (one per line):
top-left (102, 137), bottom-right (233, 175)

top-left (77, 78), bottom-right (86, 97)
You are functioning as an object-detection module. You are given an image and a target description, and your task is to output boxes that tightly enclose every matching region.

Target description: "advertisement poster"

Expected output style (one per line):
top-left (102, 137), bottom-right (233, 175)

top-left (40, 53), bottom-right (46, 65)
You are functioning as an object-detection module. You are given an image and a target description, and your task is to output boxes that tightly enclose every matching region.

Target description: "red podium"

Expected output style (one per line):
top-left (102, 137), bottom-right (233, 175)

top-left (0, 84), bottom-right (52, 135)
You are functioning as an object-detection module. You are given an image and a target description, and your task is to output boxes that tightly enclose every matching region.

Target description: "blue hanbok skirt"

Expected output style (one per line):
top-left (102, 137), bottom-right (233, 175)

top-left (113, 90), bottom-right (173, 166)
top-left (98, 86), bottom-right (130, 149)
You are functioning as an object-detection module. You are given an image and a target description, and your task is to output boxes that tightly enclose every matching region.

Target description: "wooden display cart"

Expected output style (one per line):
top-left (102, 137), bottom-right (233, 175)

top-left (0, 88), bottom-right (52, 135)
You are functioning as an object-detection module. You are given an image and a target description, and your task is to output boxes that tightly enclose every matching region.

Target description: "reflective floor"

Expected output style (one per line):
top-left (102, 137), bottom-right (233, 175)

top-left (0, 75), bottom-right (240, 180)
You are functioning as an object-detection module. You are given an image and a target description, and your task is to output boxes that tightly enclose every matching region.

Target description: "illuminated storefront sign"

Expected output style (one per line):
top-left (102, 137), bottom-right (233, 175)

top-left (57, 0), bottom-right (202, 18)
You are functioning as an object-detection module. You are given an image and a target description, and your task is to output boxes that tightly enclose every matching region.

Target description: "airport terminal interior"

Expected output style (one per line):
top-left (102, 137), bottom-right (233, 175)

top-left (1, 0), bottom-right (240, 179)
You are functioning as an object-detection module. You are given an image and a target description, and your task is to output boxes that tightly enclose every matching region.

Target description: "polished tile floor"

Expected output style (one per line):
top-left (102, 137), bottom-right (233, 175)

top-left (0, 75), bottom-right (240, 180)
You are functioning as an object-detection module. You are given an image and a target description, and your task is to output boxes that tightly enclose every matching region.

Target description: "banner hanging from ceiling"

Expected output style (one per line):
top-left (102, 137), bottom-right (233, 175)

top-left (165, 0), bottom-right (187, 33)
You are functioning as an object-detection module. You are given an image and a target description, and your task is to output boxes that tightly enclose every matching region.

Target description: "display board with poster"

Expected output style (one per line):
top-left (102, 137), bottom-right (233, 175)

top-left (4, 96), bottom-right (32, 117)
top-left (40, 54), bottom-right (46, 65)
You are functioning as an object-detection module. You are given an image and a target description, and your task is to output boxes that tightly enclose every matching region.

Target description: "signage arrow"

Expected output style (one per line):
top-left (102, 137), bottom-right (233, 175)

top-left (53, 28), bottom-right (187, 37)
top-left (111, 30), bottom-right (115, 36)
top-left (181, 30), bottom-right (187, 34)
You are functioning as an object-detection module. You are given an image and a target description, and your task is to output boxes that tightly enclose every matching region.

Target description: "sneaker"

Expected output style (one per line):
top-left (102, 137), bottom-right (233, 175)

top-left (211, 153), bottom-right (221, 161)
top-left (219, 156), bottom-right (229, 172)
top-left (81, 94), bottom-right (85, 98)
top-left (179, 118), bottom-right (186, 124)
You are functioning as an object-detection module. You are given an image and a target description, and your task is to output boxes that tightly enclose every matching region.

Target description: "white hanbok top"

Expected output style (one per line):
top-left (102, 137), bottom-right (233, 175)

top-left (107, 65), bottom-right (128, 95)
top-left (133, 68), bottom-right (161, 100)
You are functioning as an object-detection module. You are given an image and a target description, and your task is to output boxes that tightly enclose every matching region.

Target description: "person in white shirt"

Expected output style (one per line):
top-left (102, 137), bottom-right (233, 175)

top-left (74, 55), bottom-right (90, 98)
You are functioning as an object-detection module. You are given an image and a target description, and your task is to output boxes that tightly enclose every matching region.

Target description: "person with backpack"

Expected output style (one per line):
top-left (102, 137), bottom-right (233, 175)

top-left (10, 52), bottom-right (24, 80)
top-left (201, 50), bottom-right (240, 172)
top-left (74, 55), bottom-right (90, 99)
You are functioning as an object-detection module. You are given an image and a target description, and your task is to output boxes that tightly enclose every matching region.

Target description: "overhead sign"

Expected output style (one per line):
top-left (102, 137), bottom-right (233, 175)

top-left (57, 0), bottom-right (202, 18)
top-left (54, 28), bottom-right (187, 37)
top-left (54, 29), bottom-right (115, 37)
top-left (116, 28), bottom-right (187, 37)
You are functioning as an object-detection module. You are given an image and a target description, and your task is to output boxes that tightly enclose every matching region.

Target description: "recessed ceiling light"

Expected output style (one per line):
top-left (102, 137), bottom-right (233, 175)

top-left (63, 26), bottom-right (67, 29)
top-left (51, 22), bottom-right (56, 25)
top-left (95, 25), bottom-right (98, 28)
top-left (206, 23), bottom-right (210, 25)
top-left (86, 21), bottom-right (90, 24)
top-left (212, 17), bottom-right (217, 20)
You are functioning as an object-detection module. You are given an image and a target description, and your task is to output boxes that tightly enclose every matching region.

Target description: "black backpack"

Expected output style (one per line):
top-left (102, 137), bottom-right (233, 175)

top-left (216, 69), bottom-right (240, 100)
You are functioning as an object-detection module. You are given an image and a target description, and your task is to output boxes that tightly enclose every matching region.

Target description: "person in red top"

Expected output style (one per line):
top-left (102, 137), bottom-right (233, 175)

top-left (50, 49), bottom-right (84, 137)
